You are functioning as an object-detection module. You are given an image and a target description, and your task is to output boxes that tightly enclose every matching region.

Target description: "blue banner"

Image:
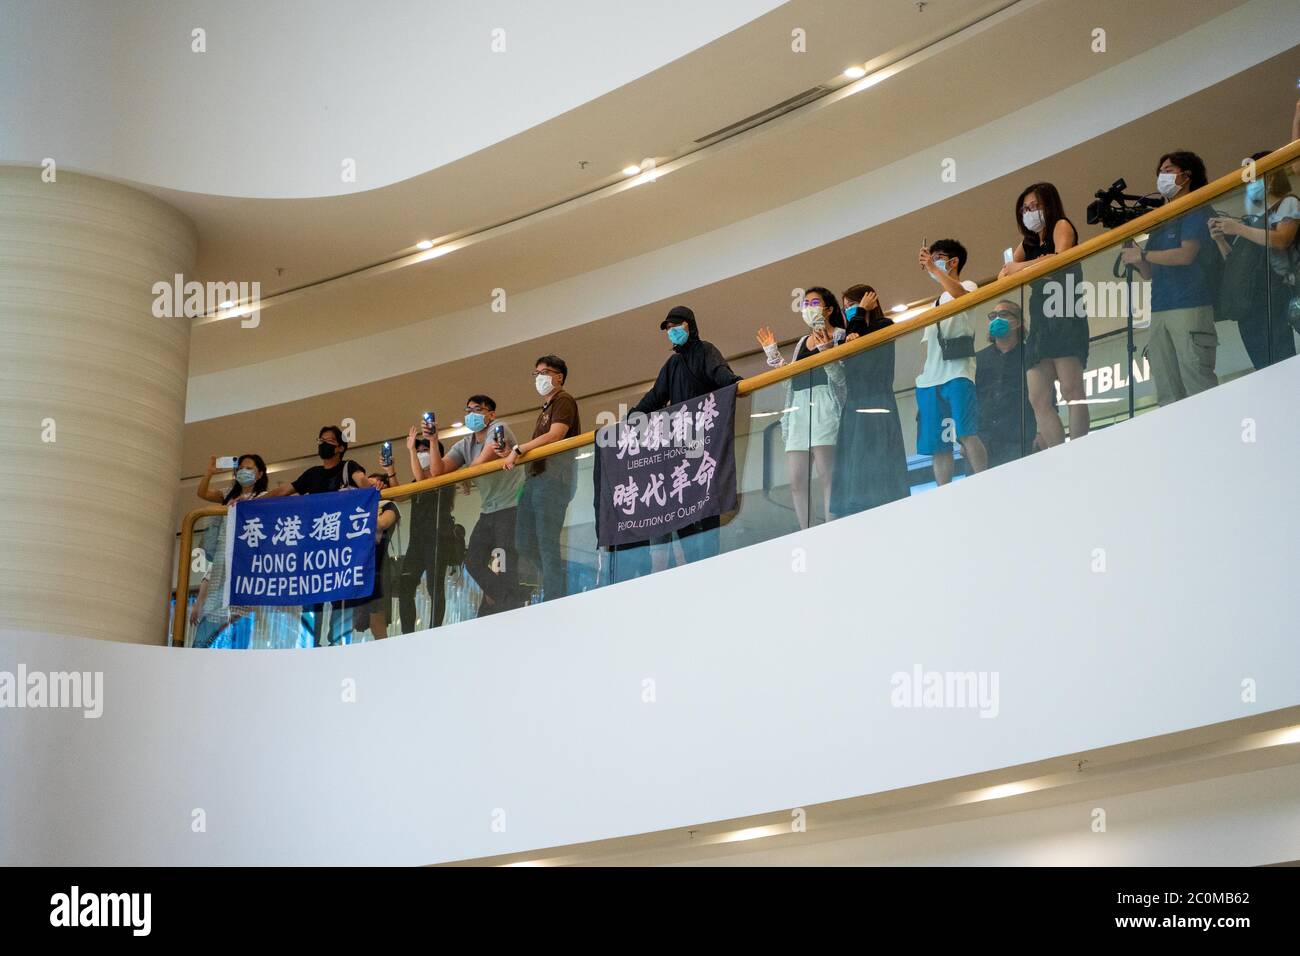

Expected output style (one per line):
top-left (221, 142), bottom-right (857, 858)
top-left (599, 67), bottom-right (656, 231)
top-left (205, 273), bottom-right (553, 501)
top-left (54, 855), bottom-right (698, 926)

top-left (223, 489), bottom-right (378, 607)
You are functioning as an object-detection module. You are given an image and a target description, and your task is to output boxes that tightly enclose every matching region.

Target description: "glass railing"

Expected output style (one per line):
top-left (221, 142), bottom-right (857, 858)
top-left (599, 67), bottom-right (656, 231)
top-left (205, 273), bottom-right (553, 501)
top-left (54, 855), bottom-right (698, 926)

top-left (171, 140), bottom-right (1300, 647)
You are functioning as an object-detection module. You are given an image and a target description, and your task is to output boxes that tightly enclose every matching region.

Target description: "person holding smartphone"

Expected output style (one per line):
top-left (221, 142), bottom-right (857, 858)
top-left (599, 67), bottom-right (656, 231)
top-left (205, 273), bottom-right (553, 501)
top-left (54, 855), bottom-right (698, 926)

top-left (419, 396), bottom-right (523, 617)
top-left (1209, 151), bottom-right (1299, 370)
top-left (398, 420), bottom-right (461, 632)
top-left (914, 239), bottom-right (988, 486)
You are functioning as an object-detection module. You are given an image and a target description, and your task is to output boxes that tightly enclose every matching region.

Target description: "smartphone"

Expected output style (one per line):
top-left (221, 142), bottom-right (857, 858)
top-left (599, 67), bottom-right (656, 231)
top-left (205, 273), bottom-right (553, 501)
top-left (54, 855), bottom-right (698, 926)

top-left (422, 410), bottom-right (435, 428)
top-left (493, 423), bottom-right (506, 450)
top-left (381, 441), bottom-right (393, 465)
top-left (1002, 247), bottom-right (1014, 265)
top-left (215, 455), bottom-right (238, 469)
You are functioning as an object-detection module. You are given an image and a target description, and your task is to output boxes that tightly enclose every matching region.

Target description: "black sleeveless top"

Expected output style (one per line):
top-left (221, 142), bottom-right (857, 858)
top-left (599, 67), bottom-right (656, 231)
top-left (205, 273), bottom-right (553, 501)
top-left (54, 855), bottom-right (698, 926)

top-left (1024, 218), bottom-right (1083, 318)
top-left (794, 336), bottom-right (830, 389)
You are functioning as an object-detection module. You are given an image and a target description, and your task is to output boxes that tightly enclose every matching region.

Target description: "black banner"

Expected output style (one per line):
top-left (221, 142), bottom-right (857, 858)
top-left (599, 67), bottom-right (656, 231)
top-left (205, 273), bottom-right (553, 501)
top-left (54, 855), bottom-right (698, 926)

top-left (594, 384), bottom-right (737, 547)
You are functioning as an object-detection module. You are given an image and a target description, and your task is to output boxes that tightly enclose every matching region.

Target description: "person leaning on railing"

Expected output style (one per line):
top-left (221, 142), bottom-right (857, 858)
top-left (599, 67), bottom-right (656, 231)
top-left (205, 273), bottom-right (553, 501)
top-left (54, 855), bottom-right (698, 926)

top-left (502, 355), bottom-right (581, 604)
top-left (189, 454), bottom-right (269, 649)
top-left (262, 425), bottom-right (370, 647)
top-left (827, 284), bottom-right (910, 518)
top-left (1120, 151), bottom-right (1218, 407)
top-left (624, 306), bottom-right (742, 576)
top-left (756, 286), bottom-right (848, 530)
top-left (398, 427), bottom-right (459, 632)
top-left (1208, 150), bottom-right (1299, 371)
top-left (419, 395), bottom-right (524, 617)
top-left (998, 182), bottom-right (1088, 447)
top-left (347, 470), bottom-right (401, 640)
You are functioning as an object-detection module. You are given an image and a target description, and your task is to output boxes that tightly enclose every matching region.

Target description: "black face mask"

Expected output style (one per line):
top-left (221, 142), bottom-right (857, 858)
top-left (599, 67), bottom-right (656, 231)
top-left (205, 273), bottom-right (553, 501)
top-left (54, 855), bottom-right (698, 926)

top-left (318, 442), bottom-right (339, 460)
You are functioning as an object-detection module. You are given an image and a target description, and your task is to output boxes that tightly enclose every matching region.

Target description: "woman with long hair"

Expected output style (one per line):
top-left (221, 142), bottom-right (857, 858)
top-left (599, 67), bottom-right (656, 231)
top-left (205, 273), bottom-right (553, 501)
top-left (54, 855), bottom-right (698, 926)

top-left (829, 284), bottom-right (910, 516)
top-left (756, 286), bottom-right (847, 529)
top-left (190, 453), bottom-right (269, 649)
top-left (998, 182), bottom-right (1088, 447)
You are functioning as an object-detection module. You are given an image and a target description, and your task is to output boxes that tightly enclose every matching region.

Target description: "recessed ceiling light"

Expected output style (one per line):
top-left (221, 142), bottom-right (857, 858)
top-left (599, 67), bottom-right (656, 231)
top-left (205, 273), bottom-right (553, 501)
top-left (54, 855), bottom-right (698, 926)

top-left (621, 165), bottom-right (641, 177)
top-left (843, 65), bottom-right (867, 79)
top-left (416, 240), bottom-right (434, 250)
top-left (891, 303), bottom-right (906, 313)
top-left (220, 300), bottom-right (234, 309)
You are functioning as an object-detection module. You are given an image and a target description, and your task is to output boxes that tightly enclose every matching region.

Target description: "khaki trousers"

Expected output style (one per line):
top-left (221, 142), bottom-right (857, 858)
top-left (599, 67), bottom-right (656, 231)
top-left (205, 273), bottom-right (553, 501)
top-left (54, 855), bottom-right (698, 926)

top-left (1147, 305), bottom-right (1218, 406)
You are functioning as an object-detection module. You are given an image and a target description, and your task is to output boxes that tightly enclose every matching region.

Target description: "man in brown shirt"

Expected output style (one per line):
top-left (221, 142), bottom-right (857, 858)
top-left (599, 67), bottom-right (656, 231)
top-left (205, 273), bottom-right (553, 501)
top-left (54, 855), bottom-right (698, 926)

top-left (503, 355), bottom-right (581, 603)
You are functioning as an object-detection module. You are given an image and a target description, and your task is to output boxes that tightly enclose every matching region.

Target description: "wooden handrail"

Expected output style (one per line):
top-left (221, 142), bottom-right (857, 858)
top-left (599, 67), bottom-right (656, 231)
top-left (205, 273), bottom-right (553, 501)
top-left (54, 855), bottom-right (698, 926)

top-left (170, 138), bottom-right (1300, 644)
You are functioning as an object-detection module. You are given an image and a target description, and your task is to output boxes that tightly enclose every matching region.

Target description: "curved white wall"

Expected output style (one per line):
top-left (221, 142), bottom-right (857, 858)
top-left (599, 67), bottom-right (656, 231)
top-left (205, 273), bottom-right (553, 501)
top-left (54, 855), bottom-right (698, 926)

top-left (3, 358), bottom-right (1297, 865)
top-left (0, 0), bottom-right (783, 197)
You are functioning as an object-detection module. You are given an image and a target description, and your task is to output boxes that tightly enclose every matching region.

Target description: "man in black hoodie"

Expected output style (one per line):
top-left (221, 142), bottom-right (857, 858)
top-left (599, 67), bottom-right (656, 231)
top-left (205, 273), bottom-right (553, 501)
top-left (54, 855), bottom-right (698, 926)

top-left (615, 306), bottom-right (741, 579)
top-left (632, 306), bottom-right (741, 415)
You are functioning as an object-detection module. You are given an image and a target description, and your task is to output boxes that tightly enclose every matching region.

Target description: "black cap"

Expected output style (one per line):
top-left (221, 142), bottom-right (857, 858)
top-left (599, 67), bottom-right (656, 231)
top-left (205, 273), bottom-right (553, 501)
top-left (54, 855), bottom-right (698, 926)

top-left (660, 305), bottom-right (696, 330)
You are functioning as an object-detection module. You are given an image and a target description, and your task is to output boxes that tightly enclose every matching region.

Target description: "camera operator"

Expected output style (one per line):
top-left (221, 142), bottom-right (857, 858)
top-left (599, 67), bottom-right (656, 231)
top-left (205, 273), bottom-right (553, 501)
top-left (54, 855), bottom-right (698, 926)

top-left (1120, 151), bottom-right (1218, 407)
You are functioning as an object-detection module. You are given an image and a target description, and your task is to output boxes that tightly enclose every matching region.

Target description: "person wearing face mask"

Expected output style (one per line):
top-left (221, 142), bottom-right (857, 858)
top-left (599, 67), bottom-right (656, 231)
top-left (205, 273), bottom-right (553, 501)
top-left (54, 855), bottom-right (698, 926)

top-left (633, 306), bottom-right (742, 414)
top-left (915, 239), bottom-right (988, 486)
top-left (421, 395), bottom-right (524, 616)
top-left (265, 425), bottom-right (369, 496)
top-left (975, 300), bottom-right (1040, 469)
top-left (265, 426), bottom-right (369, 646)
top-left (755, 286), bottom-right (848, 529)
top-left (619, 306), bottom-right (741, 578)
top-left (1209, 151), bottom-right (1299, 371)
top-left (828, 285), bottom-right (911, 517)
top-left (1121, 150), bottom-right (1218, 406)
top-left (397, 429), bottom-right (460, 632)
top-left (503, 356), bottom-right (581, 605)
top-left (346, 472), bottom-right (401, 640)
top-left (998, 182), bottom-right (1088, 448)
top-left (190, 454), bottom-right (269, 649)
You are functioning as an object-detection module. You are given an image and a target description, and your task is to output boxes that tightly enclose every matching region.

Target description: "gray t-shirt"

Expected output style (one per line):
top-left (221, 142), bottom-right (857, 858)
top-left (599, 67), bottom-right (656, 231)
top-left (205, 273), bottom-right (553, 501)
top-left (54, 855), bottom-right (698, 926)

top-left (448, 425), bottom-right (524, 513)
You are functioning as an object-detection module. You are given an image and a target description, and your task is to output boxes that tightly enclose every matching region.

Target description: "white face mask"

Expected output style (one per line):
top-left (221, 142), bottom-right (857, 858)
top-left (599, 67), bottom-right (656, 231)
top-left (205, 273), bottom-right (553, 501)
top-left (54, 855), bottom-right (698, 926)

top-left (417, 452), bottom-right (431, 469)
top-left (1022, 209), bottom-right (1045, 233)
top-left (801, 305), bottom-right (826, 329)
top-left (535, 373), bottom-right (555, 397)
top-left (1157, 171), bottom-right (1182, 199)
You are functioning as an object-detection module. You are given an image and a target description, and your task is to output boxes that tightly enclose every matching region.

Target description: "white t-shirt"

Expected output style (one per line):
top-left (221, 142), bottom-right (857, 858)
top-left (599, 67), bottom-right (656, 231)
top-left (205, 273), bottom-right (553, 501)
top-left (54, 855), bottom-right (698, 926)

top-left (915, 280), bottom-right (979, 389)
top-left (1263, 194), bottom-right (1300, 226)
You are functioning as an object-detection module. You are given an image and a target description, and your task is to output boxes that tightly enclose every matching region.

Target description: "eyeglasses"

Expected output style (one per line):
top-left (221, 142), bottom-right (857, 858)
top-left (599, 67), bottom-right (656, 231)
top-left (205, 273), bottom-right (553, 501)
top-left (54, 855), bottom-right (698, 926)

top-left (1020, 201), bottom-right (1042, 212)
top-left (987, 310), bottom-right (1019, 320)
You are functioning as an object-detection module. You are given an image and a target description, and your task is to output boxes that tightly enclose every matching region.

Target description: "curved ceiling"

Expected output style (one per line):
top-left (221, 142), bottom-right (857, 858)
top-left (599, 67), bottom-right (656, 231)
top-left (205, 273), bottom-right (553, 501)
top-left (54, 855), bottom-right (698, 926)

top-left (0, 0), bottom-right (785, 197)
top-left (178, 0), bottom-right (1280, 424)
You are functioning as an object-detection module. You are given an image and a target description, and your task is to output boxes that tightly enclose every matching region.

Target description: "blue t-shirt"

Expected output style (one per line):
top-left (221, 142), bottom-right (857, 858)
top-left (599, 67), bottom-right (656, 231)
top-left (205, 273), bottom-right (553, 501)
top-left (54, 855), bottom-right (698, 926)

top-left (1146, 205), bottom-right (1213, 312)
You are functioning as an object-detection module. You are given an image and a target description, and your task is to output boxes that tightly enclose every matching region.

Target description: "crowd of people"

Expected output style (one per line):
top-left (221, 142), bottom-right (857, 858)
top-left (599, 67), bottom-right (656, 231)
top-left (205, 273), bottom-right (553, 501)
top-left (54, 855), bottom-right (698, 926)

top-left (188, 135), bottom-right (1300, 647)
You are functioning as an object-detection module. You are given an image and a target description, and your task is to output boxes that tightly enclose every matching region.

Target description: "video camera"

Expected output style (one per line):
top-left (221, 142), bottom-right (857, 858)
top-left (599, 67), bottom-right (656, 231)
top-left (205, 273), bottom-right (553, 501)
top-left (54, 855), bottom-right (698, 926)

top-left (1086, 179), bottom-right (1162, 230)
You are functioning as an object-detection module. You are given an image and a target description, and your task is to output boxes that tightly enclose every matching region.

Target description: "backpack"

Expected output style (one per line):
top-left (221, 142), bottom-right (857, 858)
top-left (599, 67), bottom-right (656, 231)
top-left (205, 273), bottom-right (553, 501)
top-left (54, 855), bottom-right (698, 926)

top-left (1216, 196), bottom-right (1298, 325)
top-left (1196, 207), bottom-right (1226, 317)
